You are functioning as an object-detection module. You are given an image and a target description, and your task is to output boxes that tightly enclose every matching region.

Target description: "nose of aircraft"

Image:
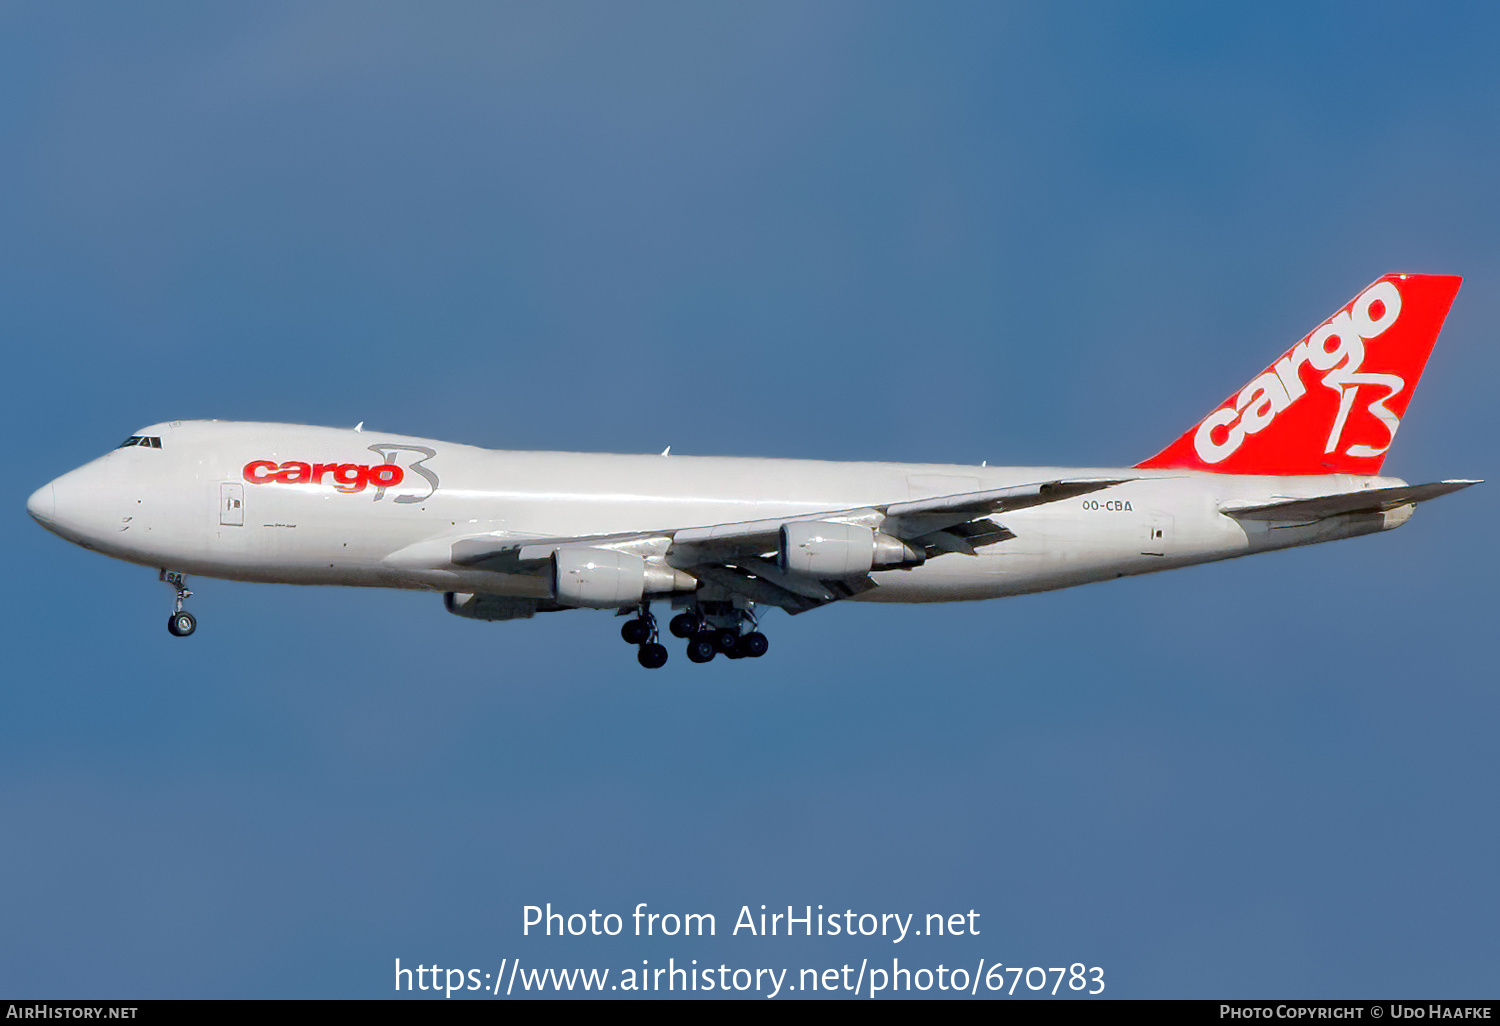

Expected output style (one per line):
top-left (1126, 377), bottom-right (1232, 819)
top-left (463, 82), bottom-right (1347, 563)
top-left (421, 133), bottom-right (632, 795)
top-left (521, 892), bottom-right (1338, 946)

top-left (28, 463), bottom-right (117, 547)
top-left (27, 481), bottom-right (56, 524)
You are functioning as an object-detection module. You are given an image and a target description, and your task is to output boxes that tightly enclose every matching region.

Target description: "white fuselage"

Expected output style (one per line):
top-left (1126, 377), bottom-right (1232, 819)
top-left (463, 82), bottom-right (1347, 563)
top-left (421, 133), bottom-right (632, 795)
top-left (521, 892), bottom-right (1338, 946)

top-left (27, 421), bottom-right (1411, 608)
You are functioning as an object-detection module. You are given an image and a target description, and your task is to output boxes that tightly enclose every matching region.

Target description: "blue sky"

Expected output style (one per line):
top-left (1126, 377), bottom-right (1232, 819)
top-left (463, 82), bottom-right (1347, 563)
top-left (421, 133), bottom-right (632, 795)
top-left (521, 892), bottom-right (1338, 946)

top-left (3, 1), bottom-right (1497, 999)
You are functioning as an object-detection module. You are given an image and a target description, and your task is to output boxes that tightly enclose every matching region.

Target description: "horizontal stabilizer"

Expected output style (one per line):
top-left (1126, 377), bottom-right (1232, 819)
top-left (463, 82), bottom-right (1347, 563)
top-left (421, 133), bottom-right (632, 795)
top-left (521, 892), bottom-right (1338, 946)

top-left (1220, 480), bottom-right (1480, 521)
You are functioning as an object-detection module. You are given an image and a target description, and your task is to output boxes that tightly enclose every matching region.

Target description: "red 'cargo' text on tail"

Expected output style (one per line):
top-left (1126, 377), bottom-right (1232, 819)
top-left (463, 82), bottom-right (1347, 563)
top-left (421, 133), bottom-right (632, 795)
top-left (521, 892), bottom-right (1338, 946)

top-left (1137, 273), bottom-right (1461, 476)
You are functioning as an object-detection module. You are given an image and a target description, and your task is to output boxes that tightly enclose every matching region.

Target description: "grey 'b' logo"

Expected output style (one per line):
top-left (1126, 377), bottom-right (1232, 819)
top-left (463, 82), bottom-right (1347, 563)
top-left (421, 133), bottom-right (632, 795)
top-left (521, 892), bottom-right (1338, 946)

top-left (366, 444), bottom-right (439, 503)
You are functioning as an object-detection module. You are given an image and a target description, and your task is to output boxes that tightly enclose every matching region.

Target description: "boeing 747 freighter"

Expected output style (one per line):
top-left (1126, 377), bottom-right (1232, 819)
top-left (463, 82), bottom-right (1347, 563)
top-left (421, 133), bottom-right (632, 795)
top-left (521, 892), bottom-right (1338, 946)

top-left (28, 273), bottom-right (1475, 667)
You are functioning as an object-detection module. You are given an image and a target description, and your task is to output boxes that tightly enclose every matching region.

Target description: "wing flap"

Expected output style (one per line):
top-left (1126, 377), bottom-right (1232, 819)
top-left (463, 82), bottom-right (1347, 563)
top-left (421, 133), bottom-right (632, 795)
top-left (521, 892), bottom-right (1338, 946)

top-left (689, 565), bottom-right (823, 612)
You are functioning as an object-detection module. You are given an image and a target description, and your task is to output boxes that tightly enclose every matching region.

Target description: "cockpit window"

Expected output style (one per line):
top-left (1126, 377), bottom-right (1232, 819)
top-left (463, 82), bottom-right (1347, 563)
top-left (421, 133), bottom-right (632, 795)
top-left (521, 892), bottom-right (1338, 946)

top-left (117, 436), bottom-right (161, 449)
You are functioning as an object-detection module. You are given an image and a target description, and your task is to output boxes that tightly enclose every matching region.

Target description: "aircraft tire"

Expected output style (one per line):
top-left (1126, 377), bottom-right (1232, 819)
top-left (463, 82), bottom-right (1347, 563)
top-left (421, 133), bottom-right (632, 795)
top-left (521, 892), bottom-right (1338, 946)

top-left (168, 611), bottom-right (197, 637)
top-left (620, 619), bottom-right (651, 645)
top-left (668, 613), bottom-right (697, 639)
top-left (740, 632), bottom-right (768, 658)
top-left (637, 643), bottom-right (668, 669)
top-left (713, 628), bottom-right (740, 653)
top-left (687, 636), bottom-right (717, 663)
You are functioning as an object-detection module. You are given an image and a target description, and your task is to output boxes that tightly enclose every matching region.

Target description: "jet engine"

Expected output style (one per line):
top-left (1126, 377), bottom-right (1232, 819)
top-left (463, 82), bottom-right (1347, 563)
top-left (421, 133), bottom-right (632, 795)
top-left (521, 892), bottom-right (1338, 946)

top-left (778, 521), bottom-right (924, 576)
top-left (551, 548), bottom-right (698, 608)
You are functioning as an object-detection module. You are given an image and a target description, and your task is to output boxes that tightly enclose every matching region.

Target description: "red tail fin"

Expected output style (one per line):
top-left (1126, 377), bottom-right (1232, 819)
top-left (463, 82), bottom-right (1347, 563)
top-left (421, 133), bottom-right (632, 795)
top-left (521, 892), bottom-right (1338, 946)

top-left (1136, 273), bottom-right (1462, 476)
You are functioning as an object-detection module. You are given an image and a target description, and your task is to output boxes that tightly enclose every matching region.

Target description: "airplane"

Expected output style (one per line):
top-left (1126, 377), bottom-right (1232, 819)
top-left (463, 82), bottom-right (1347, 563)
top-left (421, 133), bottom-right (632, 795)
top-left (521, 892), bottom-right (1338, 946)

top-left (27, 272), bottom-right (1477, 669)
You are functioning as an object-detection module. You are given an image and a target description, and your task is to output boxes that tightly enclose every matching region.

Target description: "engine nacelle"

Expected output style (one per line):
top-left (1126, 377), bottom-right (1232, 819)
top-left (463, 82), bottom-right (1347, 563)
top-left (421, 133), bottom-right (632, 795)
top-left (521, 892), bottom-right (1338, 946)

top-left (779, 521), bottom-right (924, 577)
top-left (551, 548), bottom-right (698, 608)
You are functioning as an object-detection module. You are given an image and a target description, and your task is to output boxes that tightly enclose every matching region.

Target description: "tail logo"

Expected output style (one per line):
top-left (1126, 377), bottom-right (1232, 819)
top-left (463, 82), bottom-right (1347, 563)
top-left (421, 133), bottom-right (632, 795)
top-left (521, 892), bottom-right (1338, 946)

top-left (1193, 281), bottom-right (1404, 465)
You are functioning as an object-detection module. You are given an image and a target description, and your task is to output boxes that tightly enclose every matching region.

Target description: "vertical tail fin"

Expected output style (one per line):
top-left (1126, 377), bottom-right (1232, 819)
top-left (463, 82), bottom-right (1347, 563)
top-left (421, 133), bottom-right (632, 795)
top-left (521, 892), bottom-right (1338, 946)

top-left (1136, 273), bottom-right (1462, 475)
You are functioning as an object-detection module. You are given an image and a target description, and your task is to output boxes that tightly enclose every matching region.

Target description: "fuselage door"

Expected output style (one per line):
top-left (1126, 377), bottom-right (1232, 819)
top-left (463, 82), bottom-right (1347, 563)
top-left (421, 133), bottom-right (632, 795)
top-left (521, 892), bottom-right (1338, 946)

top-left (220, 483), bottom-right (244, 527)
top-left (1142, 512), bottom-right (1173, 557)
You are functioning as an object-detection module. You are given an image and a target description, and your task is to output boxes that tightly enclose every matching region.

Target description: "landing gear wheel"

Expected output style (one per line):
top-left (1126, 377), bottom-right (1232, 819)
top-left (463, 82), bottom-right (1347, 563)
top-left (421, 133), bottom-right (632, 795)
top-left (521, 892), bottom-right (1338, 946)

top-left (161, 571), bottom-right (195, 638)
top-left (669, 613), bottom-right (698, 639)
top-left (637, 642), bottom-right (668, 669)
top-left (713, 628), bottom-right (741, 653)
top-left (687, 636), bottom-right (717, 663)
top-left (739, 631), bottom-right (768, 658)
top-left (621, 619), bottom-right (651, 645)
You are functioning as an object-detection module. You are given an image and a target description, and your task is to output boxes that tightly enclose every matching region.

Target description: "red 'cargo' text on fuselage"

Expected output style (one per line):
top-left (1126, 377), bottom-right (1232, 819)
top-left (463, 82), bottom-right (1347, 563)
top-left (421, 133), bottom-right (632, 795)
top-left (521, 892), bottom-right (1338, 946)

top-left (242, 460), bottom-right (405, 493)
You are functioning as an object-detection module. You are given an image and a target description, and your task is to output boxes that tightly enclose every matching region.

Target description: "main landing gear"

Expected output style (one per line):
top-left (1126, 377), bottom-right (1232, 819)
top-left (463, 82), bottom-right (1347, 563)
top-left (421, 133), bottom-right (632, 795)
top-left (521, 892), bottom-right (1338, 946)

top-left (670, 602), bottom-right (768, 665)
top-left (161, 570), bottom-right (197, 637)
top-left (619, 605), bottom-right (669, 668)
top-left (619, 601), bottom-right (770, 668)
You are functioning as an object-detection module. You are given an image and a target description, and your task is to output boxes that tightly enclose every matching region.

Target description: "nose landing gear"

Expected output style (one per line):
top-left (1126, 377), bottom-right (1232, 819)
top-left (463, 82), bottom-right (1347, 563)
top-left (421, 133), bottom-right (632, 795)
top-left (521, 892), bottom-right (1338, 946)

top-left (161, 570), bottom-right (196, 637)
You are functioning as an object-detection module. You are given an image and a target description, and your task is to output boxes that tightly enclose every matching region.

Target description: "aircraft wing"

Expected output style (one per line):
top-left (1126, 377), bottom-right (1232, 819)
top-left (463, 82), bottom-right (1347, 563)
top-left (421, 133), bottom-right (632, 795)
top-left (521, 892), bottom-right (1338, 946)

top-left (1220, 480), bottom-right (1480, 522)
top-left (449, 477), bottom-right (1125, 612)
top-left (666, 477), bottom-right (1125, 558)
